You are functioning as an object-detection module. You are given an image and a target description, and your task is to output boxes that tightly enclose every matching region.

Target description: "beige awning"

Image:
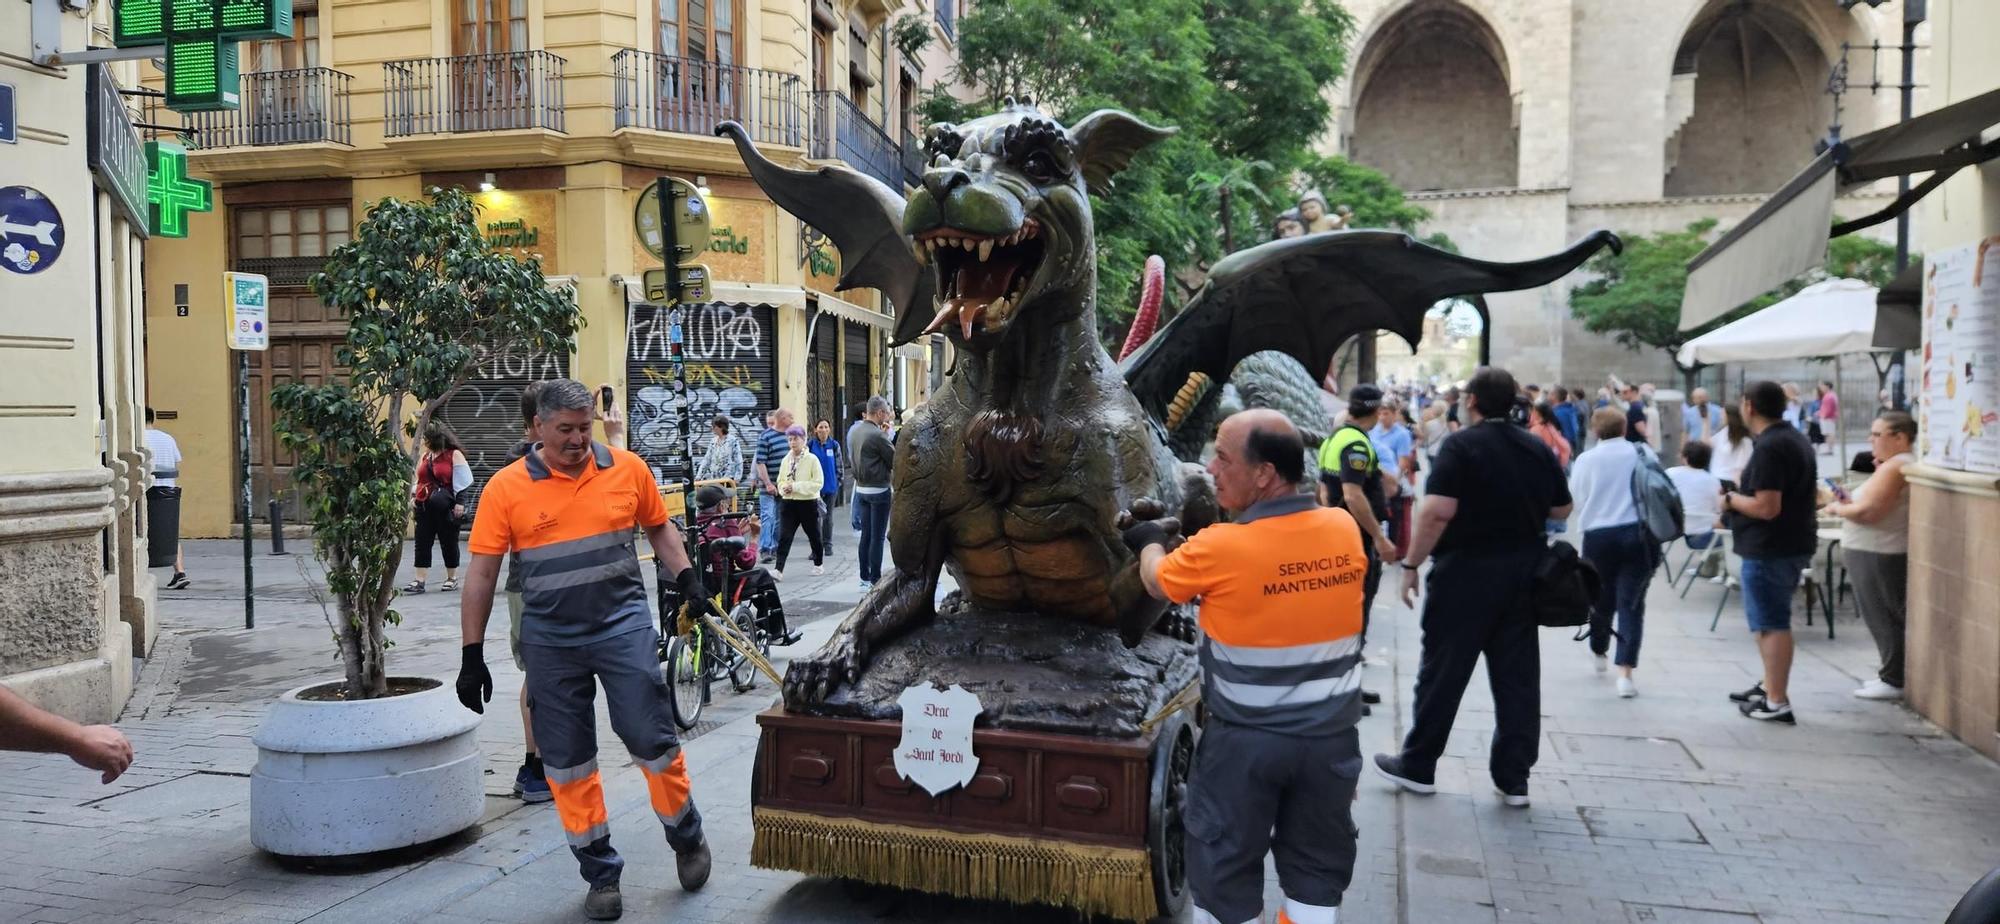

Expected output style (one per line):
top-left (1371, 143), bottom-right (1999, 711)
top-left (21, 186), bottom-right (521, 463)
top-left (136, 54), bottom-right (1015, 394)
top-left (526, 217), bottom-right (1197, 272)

top-left (1680, 87), bottom-right (2000, 331)
top-left (808, 291), bottom-right (896, 330)
top-left (618, 278), bottom-right (808, 313)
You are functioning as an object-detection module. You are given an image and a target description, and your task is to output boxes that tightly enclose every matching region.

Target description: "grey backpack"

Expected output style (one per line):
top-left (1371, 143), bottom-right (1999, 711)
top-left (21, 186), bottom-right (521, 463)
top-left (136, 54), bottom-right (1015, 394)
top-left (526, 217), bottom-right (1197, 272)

top-left (1629, 444), bottom-right (1685, 544)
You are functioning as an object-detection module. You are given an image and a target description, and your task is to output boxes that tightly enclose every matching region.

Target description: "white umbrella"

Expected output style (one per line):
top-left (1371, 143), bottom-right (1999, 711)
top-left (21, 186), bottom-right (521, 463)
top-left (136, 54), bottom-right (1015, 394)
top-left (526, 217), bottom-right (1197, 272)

top-left (1676, 278), bottom-right (1881, 367)
top-left (1677, 277), bottom-right (1884, 467)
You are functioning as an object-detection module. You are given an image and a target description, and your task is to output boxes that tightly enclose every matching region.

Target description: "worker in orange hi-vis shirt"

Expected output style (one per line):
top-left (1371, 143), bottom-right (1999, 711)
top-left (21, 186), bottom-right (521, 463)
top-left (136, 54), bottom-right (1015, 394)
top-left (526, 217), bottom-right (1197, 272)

top-left (1124, 408), bottom-right (1369, 924)
top-left (456, 379), bottom-right (721, 922)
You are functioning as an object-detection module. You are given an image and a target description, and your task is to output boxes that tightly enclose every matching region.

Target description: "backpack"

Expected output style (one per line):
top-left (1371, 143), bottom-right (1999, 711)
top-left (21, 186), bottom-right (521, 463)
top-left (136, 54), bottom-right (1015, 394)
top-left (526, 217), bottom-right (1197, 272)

top-left (1628, 443), bottom-right (1685, 544)
top-left (1531, 540), bottom-right (1600, 628)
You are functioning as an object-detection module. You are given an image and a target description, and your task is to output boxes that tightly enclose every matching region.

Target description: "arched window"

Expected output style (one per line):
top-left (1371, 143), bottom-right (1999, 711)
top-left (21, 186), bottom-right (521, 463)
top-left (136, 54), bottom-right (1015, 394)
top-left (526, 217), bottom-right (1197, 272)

top-left (1348, 1), bottom-right (1517, 192)
top-left (1665, 0), bottom-right (1833, 196)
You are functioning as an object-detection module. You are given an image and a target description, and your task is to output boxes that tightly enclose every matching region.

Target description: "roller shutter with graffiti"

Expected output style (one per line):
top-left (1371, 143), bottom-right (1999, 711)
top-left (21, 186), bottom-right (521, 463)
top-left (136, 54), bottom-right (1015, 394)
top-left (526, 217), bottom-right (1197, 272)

top-left (626, 302), bottom-right (778, 492)
top-left (435, 347), bottom-right (572, 520)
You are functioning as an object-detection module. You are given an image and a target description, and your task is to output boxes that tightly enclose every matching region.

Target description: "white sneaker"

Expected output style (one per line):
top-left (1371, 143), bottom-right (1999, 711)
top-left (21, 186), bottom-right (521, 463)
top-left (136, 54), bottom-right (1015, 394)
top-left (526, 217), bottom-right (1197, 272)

top-left (811, 564), bottom-right (825, 576)
top-left (770, 569), bottom-right (785, 582)
top-left (1853, 679), bottom-right (1903, 701)
top-left (1594, 655), bottom-right (1608, 675)
top-left (1616, 676), bottom-right (1637, 698)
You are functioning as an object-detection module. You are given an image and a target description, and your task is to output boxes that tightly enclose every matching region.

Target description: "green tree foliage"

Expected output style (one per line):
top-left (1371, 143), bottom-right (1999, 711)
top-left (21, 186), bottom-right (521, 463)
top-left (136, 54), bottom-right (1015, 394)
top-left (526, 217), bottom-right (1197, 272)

top-left (1569, 219), bottom-right (1902, 387)
top-left (925, 0), bottom-right (1429, 348)
top-left (272, 187), bottom-right (581, 699)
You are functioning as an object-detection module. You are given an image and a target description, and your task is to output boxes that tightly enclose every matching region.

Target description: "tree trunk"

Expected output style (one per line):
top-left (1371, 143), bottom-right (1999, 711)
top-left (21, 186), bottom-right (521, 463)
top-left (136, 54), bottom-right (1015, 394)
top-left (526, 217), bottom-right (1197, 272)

top-left (1219, 186), bottom-right (1233, 255)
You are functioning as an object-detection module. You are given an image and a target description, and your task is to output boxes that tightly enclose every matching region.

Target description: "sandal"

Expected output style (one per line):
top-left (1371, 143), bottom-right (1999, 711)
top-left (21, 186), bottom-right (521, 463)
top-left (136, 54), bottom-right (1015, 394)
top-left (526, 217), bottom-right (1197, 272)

top-left (441, 579), bottom-right (459, 591)
top-left (401, 580), bottom-right (426, 594)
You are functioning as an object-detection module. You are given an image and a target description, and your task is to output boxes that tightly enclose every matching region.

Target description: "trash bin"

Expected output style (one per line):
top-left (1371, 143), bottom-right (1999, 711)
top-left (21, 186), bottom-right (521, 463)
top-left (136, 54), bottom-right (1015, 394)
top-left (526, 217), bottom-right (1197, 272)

top-left (147, 485), bottom-right (182, 568)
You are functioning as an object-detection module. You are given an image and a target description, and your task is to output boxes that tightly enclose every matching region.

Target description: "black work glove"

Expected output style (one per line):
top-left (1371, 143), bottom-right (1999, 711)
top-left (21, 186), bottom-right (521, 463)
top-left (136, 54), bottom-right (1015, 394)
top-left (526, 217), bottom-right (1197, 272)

top-left (1121, 518), bottom-right (1171, 555)
top-left (457, 643), bottom-right (492, 714)
top-left (676, 568), bottom-right (721, 621)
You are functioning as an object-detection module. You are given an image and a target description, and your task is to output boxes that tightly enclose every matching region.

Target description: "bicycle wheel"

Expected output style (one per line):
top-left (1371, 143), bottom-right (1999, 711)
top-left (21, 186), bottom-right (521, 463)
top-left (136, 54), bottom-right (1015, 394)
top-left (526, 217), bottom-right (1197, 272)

top-left (664, 634), bottom-right (704, 729)
top-left (727, 601), bottom-right (769, 692)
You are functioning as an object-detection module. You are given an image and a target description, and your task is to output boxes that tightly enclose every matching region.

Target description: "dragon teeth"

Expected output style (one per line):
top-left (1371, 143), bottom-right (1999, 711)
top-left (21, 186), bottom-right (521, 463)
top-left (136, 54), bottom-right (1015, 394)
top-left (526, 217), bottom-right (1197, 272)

top-left (913, 240), bottom-right (929, 266)
top-left (977, 240), bottom-right (993, 262)
top-left (961, 238), bottom-right (976, 252)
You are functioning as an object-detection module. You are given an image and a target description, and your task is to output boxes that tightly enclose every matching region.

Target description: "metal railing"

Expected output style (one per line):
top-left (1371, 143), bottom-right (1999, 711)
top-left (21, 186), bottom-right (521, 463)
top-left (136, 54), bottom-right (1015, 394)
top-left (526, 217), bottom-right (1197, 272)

top-left (936, 0), bottom-right (956, 41)
top-left (182, 67), bottom-right (354, 148)
top-left (901, 128), bottom-right (926, 188)
top-left (612, 50), bottom-right (804, 146)
top-left (383, 50), bottom-right (566, 137)
top-left (809, 90), bottom-right (902, 190)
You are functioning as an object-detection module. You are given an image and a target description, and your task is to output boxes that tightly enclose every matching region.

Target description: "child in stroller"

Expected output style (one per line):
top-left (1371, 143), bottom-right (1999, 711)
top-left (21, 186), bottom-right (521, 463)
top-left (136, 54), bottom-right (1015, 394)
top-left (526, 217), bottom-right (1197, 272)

top-left (687, 484), bottom-right (801, 646)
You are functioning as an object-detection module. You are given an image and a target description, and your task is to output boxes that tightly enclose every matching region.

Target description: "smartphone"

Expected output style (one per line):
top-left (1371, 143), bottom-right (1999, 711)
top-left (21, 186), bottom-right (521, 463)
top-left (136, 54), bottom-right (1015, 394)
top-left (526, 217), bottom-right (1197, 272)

top-left (599, 385), bottom-right (614, 413)
top-left (1822, 477), bottom-right (1850, 502)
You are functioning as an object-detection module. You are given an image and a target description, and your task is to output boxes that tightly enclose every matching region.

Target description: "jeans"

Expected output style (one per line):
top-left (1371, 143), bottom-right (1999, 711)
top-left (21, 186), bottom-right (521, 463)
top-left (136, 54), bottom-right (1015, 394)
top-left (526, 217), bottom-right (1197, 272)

top-left (1583, 522), bottom-right (1656, 668)
top-left (819, 495), bottom-right (836, 548)
top-left (855, 489), bottom-right (892, 583)
top-left (1398, 546), bottom-right (1543, 791)
top-left (757, 493), bottom-right (780, 555)
top-left (1741, 555), bottom-right (1809, 632)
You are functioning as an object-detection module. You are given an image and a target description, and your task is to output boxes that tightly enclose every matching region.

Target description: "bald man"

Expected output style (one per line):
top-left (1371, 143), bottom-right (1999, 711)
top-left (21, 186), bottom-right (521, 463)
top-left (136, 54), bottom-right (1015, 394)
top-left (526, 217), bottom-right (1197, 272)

top-left (1125, 409), bottom-right (1369, 924)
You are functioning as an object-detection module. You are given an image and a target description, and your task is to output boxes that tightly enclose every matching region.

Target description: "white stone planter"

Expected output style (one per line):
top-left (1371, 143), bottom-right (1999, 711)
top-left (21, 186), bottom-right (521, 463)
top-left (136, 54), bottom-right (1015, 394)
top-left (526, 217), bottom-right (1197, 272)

top-left (251, 676), bottom-right (484, 857)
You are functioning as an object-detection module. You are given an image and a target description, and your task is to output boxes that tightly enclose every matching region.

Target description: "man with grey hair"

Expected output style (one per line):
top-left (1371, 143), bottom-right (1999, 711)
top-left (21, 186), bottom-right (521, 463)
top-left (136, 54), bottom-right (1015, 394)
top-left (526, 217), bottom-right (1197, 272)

top-left (846, 396), bottom-right (896, 589)
top-left (457, 378), bottom-right (720, 919)
top-left (755, 408), bottom-right (795, 562)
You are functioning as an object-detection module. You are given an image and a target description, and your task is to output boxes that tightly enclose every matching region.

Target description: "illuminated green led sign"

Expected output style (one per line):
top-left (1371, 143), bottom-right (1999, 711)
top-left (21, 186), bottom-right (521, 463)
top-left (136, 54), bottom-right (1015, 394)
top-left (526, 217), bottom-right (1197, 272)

top-left (145, 142), bottom-right (213, 238)
top-left (113, 0), bottom-right (293, 112)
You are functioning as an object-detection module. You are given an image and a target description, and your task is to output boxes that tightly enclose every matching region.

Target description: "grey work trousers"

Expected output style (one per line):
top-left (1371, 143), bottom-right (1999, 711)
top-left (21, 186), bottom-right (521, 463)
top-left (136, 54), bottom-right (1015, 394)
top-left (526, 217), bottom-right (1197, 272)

top-left (1844, 548), bottom-right (1907, 688)
top-left (1185, 719), bottom-right (1360, 924)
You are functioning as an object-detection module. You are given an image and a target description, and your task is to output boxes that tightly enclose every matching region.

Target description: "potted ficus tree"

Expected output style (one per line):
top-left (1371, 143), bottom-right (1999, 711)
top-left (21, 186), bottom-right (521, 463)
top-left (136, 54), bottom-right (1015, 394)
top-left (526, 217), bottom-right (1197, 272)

top-left (249, 187), bottom-right (581, 857)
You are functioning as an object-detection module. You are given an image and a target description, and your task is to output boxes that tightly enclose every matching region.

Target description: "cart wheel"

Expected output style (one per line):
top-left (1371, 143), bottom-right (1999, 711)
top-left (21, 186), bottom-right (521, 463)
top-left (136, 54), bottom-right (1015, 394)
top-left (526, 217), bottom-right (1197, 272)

top-left (665, 634), bottom-right (704, 730)
top-left (728, 602), bottom-right (767, 692)
top-left (1147, 711), bottom-right (1196, 918)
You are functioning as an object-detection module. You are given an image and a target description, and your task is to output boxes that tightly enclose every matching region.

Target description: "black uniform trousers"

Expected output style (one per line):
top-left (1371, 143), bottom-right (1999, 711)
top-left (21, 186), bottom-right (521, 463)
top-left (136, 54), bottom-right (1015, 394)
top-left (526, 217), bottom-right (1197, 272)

top-left (1396, 545), bottom-right (1542, 792)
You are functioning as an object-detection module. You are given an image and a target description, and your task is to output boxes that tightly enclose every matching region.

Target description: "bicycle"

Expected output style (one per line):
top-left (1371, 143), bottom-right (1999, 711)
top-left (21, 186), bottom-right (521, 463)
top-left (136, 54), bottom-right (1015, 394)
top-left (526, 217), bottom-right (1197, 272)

top-left (657, 510), bottom-right (777, 730)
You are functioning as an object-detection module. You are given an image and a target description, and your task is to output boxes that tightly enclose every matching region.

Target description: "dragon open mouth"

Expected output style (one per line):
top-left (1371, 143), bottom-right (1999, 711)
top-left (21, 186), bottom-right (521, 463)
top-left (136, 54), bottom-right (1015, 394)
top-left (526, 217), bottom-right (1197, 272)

top-left (913, 218), bottom-right (1046, 339)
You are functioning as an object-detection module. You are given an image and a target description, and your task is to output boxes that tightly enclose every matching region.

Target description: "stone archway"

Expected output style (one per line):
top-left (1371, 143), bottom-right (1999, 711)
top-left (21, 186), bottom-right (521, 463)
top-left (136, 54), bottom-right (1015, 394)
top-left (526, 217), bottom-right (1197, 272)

top-left (1348, 0), bottom-right (1517, 192)
top-left (1665, 0), bottom-right (1836, 196)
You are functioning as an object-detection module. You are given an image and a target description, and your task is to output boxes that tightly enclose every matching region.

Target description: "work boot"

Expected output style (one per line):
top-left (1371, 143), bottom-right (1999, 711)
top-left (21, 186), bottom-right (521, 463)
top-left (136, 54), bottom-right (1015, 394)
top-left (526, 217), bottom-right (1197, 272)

top-left (676, 839), bottom-right (712, 891)
top-left (583, 883), bottom-right (622, 920)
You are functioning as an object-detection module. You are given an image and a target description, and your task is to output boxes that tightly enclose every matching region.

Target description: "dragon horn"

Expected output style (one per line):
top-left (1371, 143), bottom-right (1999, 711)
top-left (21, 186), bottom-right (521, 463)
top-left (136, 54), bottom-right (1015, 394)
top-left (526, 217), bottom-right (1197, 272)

top-left (1117, 255), bottom-right (1167, 361)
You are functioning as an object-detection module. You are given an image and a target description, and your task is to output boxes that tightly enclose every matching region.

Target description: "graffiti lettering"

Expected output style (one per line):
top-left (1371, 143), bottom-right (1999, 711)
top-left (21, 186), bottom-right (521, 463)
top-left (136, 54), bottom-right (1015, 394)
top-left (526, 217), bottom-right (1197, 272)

top-left (626, 303), bottom-right (775, 481)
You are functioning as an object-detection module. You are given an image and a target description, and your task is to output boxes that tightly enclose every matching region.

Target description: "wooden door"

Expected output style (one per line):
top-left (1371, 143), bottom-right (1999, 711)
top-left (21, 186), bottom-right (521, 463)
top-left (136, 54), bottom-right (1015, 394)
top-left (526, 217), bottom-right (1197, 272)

top-left (453, 0), bottom-right (528, 131)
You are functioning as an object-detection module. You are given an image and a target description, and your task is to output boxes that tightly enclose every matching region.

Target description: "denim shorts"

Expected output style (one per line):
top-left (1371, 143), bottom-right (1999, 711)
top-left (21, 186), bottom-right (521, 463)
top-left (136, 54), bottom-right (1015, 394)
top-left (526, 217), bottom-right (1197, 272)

top-left (1740, 555), bottom-right (1809, 632)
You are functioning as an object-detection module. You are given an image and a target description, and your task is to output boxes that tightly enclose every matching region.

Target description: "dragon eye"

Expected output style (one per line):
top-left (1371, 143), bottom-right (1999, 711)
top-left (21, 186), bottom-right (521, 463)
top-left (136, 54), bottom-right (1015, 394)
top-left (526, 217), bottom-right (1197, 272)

top-left (1021, 150), bottom-right (1059, 183)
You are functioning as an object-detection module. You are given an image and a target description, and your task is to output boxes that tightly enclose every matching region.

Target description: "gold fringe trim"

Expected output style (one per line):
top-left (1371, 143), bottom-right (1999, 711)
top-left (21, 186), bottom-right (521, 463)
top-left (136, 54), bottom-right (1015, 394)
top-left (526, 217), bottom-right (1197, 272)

top-left (752, 807), bottom-right (1157, 921)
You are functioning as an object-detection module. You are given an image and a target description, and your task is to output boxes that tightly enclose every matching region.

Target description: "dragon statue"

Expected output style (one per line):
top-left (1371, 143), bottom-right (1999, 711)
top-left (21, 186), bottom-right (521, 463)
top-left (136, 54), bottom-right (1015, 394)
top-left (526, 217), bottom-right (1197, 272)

top-left (716, 105), bottom-right (1618, 734)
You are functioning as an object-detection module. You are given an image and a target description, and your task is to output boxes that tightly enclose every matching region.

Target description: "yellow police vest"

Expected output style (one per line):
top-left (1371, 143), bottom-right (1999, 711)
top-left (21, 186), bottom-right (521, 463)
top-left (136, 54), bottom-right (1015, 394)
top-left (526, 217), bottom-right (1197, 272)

top-left (1316, 425), bottom-right (1377, 479)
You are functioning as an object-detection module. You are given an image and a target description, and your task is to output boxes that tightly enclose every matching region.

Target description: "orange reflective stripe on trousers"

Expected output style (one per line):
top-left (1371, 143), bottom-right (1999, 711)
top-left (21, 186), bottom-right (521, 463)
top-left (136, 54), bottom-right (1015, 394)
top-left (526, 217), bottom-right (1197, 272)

top-left (545, 758), bottom-right (610, 846)
top-left (638, 748), bottom-right (693, 825)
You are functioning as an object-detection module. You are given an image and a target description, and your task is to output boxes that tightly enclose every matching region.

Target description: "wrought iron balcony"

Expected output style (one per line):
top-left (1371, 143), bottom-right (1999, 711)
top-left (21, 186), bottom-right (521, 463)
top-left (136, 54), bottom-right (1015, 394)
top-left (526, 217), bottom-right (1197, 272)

top-left (383, 50), bottom-right (566, 137)
top-left (809, 90), bottom-right (902, 190)
top-left (179, 68), bottom-right (353, 148)
top-left (901, 128), bottom-right (925, 188)
top-left (613, 50), bottom-right (805, 147)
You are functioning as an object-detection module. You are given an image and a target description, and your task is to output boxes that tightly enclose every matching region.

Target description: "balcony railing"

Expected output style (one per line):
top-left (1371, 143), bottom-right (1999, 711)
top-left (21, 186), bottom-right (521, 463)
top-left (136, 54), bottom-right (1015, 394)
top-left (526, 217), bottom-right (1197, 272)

top-left (612, 50), bottom-right (805, 146)
top-left (181, 67), bottom-right (354, 148)
top-left (901, 128), bottom-right (925, 188)
top-left (384, 50), bottom-right (566, 137)
top-left (809, 91), bottom-right (902, 190)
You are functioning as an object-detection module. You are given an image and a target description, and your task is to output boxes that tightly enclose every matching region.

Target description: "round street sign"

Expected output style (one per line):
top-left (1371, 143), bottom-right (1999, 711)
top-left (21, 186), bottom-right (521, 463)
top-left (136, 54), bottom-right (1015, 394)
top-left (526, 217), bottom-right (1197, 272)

top-left (634, 177), bottom-right (712, 262)
top-left (0, 185), bottom-right (65, 275)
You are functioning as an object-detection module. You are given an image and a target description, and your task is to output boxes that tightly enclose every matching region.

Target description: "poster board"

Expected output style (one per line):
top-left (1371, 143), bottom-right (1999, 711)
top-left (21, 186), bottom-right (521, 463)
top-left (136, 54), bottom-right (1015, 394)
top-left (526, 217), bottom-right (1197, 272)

top-left (1919, 236), bottom-right (2000, 474)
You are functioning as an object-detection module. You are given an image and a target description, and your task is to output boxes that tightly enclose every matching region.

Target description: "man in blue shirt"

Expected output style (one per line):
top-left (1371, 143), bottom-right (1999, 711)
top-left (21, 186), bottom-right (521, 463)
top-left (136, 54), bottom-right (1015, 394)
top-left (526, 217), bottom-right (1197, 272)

top-left (754, 408), bottom-right (793, 562)
top-left (1683, 387), bottom-right (1724, 443)
top-left (1550, 386), bottom-right (1581, 452)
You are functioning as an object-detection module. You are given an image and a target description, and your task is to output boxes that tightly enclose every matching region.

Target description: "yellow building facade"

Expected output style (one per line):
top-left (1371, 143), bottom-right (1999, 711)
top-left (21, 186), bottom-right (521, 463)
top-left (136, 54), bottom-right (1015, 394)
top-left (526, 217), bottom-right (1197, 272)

top-left (1, 2), bottom-right (157, 720)
top-left (143, 0), bottom-right (961, 535)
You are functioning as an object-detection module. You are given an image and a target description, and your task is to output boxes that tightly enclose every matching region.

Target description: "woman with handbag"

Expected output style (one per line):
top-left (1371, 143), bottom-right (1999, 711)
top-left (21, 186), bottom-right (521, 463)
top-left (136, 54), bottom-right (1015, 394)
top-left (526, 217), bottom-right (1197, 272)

top-left (772, 425), bottom-right (826, 579)
top-left (1567, 407), bottom-right (1659, 698)
top-left (405, 426), bottom-right (473, 593)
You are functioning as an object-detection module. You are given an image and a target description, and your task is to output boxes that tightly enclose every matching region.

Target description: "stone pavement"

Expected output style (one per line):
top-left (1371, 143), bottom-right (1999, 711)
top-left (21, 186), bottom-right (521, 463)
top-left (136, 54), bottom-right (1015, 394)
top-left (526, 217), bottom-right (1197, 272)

top-left (3, 529), bottom-right (1998, 923)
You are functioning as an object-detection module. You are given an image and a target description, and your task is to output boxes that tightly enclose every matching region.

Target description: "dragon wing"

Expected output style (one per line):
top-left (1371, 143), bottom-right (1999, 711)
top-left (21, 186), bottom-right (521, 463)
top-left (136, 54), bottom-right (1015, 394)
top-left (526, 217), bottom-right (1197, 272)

top-left (1119, 229), bottom-right (1623, 422)
top-left (716, 122), bottom-right (936, 345)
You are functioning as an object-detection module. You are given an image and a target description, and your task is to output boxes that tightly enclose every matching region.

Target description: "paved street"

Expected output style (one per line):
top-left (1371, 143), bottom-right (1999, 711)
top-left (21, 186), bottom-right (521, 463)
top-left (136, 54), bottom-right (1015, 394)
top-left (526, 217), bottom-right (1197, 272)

top-left (2, 532), bottom-right (1996, 924)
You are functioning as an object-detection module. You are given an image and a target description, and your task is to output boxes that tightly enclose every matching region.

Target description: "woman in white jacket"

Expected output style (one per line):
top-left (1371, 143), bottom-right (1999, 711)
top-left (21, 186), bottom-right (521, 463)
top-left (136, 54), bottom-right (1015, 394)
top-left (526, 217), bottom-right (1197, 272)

top-left (1568, 407), bottom-right (1660, 698)
top-left (771, 424), bottom-right (825, 578)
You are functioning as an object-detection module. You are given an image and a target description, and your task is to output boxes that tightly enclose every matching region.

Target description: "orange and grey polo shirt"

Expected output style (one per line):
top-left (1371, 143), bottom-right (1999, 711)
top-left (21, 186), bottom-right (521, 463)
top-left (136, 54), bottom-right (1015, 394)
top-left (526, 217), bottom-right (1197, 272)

top-left (469, 442), bottom-right (667, 647)
top-left (1154, 492), bottom-right (1368, 736)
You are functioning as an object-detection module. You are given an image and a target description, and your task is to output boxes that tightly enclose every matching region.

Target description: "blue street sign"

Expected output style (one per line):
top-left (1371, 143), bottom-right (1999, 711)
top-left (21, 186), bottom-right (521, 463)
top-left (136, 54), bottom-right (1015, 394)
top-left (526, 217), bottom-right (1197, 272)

top-left (0, 84), bottom-right (15, 144)
top-left (0, 186), bottom-right (63, 275)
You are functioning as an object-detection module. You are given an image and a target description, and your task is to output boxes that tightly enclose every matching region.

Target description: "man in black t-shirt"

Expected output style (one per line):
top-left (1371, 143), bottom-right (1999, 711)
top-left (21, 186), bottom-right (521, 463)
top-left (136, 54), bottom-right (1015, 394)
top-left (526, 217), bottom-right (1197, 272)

top-left (1721, 380), bottom-right (1820, 724)
top-left (1621, 384), bottom-right (1648, 444)
top-left (1374, 367), bottom-right (1572, 808)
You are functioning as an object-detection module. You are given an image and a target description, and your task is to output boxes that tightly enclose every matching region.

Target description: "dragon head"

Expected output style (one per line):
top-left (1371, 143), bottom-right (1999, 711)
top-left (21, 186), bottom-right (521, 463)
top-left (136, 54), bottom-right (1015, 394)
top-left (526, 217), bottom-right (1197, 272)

top-left (903, 103), bottom-right (1174, 347)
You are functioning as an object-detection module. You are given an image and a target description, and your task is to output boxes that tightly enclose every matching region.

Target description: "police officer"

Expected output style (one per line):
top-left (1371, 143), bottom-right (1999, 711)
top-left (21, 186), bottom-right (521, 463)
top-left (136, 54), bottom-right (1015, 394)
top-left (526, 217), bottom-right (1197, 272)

top-left (1319, 384), bottom-right (1397, 708)
top-left (457, 379), bottom-right (720, 921)
top-left (1126, 409), bottom-right (1368, 924)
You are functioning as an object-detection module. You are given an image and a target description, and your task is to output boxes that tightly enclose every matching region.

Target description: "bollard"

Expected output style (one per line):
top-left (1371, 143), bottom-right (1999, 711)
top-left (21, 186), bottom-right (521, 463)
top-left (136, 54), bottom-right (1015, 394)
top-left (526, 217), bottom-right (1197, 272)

top-left (269, 498), bottom-right (286, 556)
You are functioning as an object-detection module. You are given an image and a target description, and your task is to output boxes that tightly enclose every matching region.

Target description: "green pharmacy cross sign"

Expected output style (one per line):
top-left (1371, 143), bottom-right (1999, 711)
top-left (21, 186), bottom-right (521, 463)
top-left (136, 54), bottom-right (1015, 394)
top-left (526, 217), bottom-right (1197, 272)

top-left (146, 142), bottom-right (212, 238)
top-left (113, 0), bottom-right (294, 112)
